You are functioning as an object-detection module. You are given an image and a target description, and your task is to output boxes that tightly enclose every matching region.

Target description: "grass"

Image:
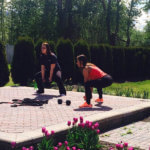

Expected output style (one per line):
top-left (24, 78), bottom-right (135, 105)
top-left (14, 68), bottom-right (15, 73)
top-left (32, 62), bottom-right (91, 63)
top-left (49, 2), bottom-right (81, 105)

top-left (5, 64), bottom-right (150, 99)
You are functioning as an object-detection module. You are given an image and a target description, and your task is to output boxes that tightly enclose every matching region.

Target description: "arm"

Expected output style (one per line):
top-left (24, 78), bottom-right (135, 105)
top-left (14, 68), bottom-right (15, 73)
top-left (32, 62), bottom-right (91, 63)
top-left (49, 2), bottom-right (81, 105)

top-left (49, 64), bottom-right (56, 82)
top-left (41, 65), bottom-right (45, 82)
top-left (83, 68), bottom-right (89, 83)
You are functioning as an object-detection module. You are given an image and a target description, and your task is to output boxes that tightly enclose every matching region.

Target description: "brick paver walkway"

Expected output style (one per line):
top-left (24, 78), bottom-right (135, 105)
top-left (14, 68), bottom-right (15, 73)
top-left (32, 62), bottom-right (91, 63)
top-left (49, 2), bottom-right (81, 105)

top-left (100, 117), bottom-right (150, 150)
top-left (0, 86), bottom-right (149, 149)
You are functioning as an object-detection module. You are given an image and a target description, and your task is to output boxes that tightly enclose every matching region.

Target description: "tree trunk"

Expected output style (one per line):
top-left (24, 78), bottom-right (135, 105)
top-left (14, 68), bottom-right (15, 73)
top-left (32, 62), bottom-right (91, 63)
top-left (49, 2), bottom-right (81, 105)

top-left (64, 0), bottom-right (73, 39)
top-left (113, 0), bottom-right (121, 45)
top-left (106, 0), bottom-right (112, 45)
top-left (0, 0), bottom-right (5, 41)
top-left (126, 0), bottom-right (134, 47)
top-left (57, 0), bottom-right (64, 37)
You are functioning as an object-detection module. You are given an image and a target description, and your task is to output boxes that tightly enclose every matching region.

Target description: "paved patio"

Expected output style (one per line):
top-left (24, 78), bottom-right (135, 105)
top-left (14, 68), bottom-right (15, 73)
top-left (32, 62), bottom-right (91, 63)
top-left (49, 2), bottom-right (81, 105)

top-left (0, 86), bottom-right (150, 149)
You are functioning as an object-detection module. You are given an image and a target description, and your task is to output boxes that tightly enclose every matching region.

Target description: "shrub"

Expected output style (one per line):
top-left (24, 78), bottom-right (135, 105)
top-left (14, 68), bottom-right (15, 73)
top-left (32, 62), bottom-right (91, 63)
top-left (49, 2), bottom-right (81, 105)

top-left (35, 39), bottom-right (44, 72)
top-left (74, 39), bottom-right (90, 59)
top-left (74, 40), bottom-right (90, 83)
top-left (105, 45), bottom-right (113, 77)
top-left (48, 40), bottom-right (56, 53)
top-left (96, 44), bottom-right (106, 71)
top-left (112, 46), bottom-right (125, 81)
top-left (11, 37), bottom-right (35, 85)
top-left (124, 48), bottom-right (137, 81)
top-left (66, 117), bottom-right (102, 150)
top-left (56, 38), bottom-right (74, 81)
top-left (0, 41), bottom-right (9, 86)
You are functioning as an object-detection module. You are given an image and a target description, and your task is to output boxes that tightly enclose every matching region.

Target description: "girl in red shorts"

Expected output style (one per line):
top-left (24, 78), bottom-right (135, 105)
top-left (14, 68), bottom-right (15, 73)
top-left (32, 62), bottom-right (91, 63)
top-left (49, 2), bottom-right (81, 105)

top-left (76, 54), bottom-right (113, 108)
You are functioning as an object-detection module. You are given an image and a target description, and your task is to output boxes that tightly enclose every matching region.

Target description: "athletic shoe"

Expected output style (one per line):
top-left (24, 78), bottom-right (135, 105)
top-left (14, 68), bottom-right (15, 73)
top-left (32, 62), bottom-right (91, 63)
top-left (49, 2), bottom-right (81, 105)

top-left (79, 102), bottom-right (92, 108)
top-left (95, 98), bottom-right (103, 103)
top-left (60, 94), bottom-right (66, 97)
top-left (36, 90), bottom-right (44, 94)
top-left (83, 96), bottom-right (86, 100)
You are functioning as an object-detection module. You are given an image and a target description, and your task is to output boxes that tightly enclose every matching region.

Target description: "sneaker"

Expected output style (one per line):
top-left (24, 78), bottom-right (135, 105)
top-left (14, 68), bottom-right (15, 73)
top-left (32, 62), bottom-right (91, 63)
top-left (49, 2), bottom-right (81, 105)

top-left (60, 94), bottom-right (66, 97)
top-left (95, 98), bottom-right (103, 103)
top-left (36, 90), bottom-right (44, 94)
top-left (83, 96), bottom-right (86, 100)
top-left (79, 102), bottom-right (92, 108)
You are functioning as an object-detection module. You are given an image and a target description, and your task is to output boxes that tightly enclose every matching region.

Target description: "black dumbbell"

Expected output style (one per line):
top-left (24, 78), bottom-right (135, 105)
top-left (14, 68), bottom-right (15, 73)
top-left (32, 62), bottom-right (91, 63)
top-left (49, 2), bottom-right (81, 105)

top-left (57, 99), bottom-right (71, 106)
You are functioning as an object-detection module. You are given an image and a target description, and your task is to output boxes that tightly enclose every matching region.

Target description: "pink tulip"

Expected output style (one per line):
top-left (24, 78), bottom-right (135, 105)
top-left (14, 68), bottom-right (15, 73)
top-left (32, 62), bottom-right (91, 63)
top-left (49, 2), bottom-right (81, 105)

top-left (58, 142), bottom-right (62, 147)
top-left (51, 130), bottom-right (55, 135)
top-left (73, 118), bottom-right (78, 123)
top-left (67, 121), bottom-right (71, 126)
top-left (80, 116), bottom-right (83, 123)
top-left (120, 144), bottom-right (124, 149)
top-left (72, 146), bottom-right (76, 150)
top-left (44, 130), bottom-right (48, 136)
top-left (29, 146), bottom-right (34, 150)
top-left (92, 126), bottom-right (95, 130)
top-left (46, 132), bottom-right (50, 138)
top-left (124, 142), bottom-right (128, 147)
top-left (96, 129), bottom-right (100, 134)
top-left (66, 146), bottom-right (70, 150)
top-left (78, 123), bottom-right (81, 127)
top-left (88, 122), bottom-right (92, 128)
top-left (42, 127), bottom-right (46, 133)
top-left (94, 122), bottom-right (99, 129)
top-left (81, 123), bottom-right (85, 128)
top-left (85, 120), bottom-right (89, 126)
top-left (45, 131), bottom-right (50, 137)
top-left (11, 141), bottom-right (16, 149)
top-left (116, 144), bottom-right (120, 149)
top-left (54, 147), bottom-right (58, 150)
top-left (65, 141), bottom-right (68, 146)
top-left (22, 147), bottom-right (26, 150)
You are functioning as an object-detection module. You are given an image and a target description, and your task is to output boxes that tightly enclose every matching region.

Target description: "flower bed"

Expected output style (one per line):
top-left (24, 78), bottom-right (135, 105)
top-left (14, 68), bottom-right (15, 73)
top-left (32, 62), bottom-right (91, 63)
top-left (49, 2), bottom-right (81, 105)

top-left (11, 117), bottom-right (141, 150)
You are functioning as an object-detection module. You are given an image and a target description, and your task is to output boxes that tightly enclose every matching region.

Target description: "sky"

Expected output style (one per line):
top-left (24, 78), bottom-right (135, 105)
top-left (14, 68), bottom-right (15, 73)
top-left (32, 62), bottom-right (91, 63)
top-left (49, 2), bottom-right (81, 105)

top-left (6, 0), bottom-right (150, 31)
top-left (125, 0), bottom-right (150, 31)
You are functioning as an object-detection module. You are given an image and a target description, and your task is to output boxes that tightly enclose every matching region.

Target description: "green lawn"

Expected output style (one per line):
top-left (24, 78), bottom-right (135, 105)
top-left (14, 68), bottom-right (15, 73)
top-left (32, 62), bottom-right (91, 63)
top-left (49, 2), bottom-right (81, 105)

top-left (5, 64), bottom-right (150, 99)
top-left (106, 80), bottom-right (150, 93)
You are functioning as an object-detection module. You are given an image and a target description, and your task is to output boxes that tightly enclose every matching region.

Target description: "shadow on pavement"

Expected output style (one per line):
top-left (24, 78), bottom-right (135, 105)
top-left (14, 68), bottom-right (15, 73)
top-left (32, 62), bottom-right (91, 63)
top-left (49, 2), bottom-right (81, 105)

top-left (74, 105), bottom-right (112, 111)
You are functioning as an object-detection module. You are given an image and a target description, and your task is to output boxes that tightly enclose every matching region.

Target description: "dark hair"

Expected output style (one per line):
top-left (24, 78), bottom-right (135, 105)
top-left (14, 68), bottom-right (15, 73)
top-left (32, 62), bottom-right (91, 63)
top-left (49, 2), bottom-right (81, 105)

top-left (42, 42), bottom-right (51, 55)
top-left (77, 54), bottom-right (87, 67)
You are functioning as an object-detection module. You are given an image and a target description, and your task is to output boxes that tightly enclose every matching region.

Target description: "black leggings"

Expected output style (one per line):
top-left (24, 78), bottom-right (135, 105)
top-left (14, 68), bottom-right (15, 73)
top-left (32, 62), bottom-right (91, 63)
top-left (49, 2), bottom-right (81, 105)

top-left (85, 75), bottom-right (113, 104)
top-left (35, 70), bottom-right (66, 95)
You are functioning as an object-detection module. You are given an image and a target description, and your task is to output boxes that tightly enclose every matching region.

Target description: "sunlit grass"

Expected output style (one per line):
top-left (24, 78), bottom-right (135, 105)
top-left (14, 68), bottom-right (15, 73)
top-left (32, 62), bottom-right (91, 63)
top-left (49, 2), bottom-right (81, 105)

top-left (5, 64), bottom-right (150, 98)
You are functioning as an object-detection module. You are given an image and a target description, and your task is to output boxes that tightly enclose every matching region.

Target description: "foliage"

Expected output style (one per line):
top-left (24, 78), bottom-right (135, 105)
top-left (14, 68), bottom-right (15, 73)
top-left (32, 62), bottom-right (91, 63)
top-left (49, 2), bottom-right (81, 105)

top-left (112, 46), bottom-right (125, 81)
top-left (56, 38), bottom-right (74, 81)
top-left (11, 36), bottom-right (35, 85)
top-left (1, 0), bottom-right (150, 47)
top-left (0, 41), bottom-right (9, 86)
top-left (66, 117), bottom-right (102, 150)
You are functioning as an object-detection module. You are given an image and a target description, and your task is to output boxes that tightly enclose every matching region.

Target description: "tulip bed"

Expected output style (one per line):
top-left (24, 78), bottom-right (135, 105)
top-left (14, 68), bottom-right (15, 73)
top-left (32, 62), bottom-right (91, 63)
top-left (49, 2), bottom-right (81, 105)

top-left (11, 117), bottom-right (141, 150)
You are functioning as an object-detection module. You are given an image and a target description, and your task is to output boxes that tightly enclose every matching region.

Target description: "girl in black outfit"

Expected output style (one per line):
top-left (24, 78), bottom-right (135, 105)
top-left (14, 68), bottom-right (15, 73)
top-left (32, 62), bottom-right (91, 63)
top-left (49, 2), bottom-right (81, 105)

top-left (35, 42), bottom-right (66, 96)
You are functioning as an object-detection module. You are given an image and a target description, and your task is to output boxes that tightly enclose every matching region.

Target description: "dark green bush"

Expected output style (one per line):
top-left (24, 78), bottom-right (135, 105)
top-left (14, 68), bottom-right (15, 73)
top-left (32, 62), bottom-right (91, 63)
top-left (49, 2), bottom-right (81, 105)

top-left (48, 40), bottom-right (56, 53)
top-left (11, 37), bottom-right (35, 85)
top-left (74, 40), bottom-right (90, 83)
top-left (143, 48), bottom-right (150, 78)
top-left (124, 48), bottom-right (137, 80)
top-left (35, 39), bottom-right (44, 72)
top-left (112, 46), bottom-right (125, 81)
top-left (105, 45), bottom-right (113, 77)
top-left (56, 38), bottom-right (74, 81)
top-left (0, 41), bottom-right (9, 86)
top-left (74, 39), bottom-right (90, 59)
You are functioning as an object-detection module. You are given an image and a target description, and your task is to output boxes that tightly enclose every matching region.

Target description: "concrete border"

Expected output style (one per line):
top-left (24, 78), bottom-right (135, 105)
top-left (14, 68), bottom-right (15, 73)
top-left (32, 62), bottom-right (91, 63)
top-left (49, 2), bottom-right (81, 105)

top-left (0, 103), bottom-right (150, 149)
